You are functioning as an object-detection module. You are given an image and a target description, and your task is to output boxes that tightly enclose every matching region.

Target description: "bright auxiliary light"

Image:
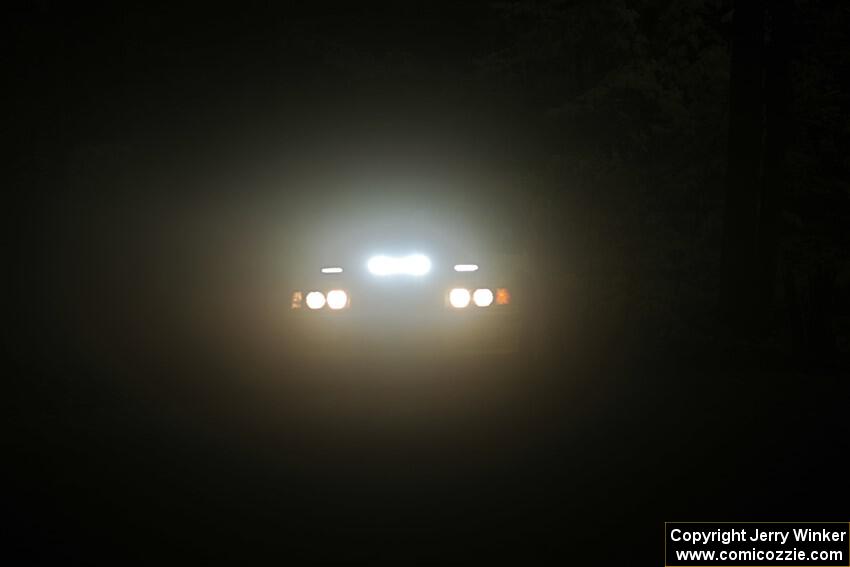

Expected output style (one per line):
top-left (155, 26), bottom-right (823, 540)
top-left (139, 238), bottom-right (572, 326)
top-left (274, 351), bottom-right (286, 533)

top-left (367, 254), bottom-right (431, 276)
top-left (473, 288), bottom-right (494, 307)
top-left (326, 289), bottom-right (348, 310)
top-left (305, 291), bottom-right (326, 309)
top-left (321, 267), bottom-right (343, 274)
top-left (454, 264), bottom-right (479, 272)
top-left (449, 288), bottom-right (471, 308)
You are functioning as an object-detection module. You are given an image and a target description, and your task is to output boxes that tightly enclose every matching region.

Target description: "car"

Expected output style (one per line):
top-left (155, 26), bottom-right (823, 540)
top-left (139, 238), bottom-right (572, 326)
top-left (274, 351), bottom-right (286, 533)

top-left (285, 240), bottom-right (523, 356)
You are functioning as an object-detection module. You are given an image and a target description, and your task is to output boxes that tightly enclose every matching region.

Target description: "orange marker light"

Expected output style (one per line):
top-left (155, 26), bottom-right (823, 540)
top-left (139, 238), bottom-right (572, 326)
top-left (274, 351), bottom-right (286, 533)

top-left (495, 288), bottom-right (511, 305)
top-left (291, 291), bottom-right (303, 309)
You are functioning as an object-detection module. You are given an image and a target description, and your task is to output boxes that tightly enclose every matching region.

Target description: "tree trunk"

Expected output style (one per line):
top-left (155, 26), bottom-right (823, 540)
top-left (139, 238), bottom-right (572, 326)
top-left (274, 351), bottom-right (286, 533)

top-left (721, 0), bottom-right (766, 339)
top-left (758, 0), bottom-right (791, 328)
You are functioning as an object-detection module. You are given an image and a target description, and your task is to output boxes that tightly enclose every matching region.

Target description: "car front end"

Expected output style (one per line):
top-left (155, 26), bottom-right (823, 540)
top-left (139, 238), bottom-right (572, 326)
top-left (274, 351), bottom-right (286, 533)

top-left (287, 252), bottom-right (521, 356)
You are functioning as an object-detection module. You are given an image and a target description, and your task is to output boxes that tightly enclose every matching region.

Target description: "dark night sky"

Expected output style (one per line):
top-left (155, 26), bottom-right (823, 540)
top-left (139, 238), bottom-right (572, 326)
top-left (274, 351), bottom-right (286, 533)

top-left (11, 4), bottom-right (496, 133)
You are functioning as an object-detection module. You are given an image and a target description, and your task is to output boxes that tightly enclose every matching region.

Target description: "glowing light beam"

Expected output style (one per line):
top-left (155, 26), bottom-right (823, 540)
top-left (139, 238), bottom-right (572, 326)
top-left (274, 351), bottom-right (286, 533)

top-left (367, 254), bottom-right (431, 276)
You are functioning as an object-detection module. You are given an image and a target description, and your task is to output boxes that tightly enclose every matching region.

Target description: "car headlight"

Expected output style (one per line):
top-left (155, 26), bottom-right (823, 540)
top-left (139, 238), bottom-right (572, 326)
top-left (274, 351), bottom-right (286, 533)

top-left (449, 288), bottom-right (471, 308)
top-left (472, 288), bottom-right (494, 307)
top-left (326, 289), bottom-right (348, 310)
top-left (305, 291), bottom-right (326, 310)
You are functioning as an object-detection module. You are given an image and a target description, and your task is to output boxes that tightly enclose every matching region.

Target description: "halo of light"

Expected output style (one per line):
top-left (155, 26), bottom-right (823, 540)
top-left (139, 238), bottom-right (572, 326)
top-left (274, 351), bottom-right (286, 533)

top-left (326, 289), bottom-right (348, 310)
top-left (473, 288), bottom-right (494, 307)
top-left (449, 288), bottom-right (471, 308)
top-left (305, 291), bottom-right (326, 309)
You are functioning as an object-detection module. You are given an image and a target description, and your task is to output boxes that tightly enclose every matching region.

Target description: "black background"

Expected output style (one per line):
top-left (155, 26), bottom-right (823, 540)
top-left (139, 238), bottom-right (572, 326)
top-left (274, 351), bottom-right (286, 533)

top-left (7, 2), bottom-right (850, 564)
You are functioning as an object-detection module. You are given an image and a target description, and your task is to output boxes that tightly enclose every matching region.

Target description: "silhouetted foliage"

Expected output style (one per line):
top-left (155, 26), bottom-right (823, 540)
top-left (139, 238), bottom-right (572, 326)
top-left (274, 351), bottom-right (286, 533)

top-left (469, 0), bottom-right (848, 359)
